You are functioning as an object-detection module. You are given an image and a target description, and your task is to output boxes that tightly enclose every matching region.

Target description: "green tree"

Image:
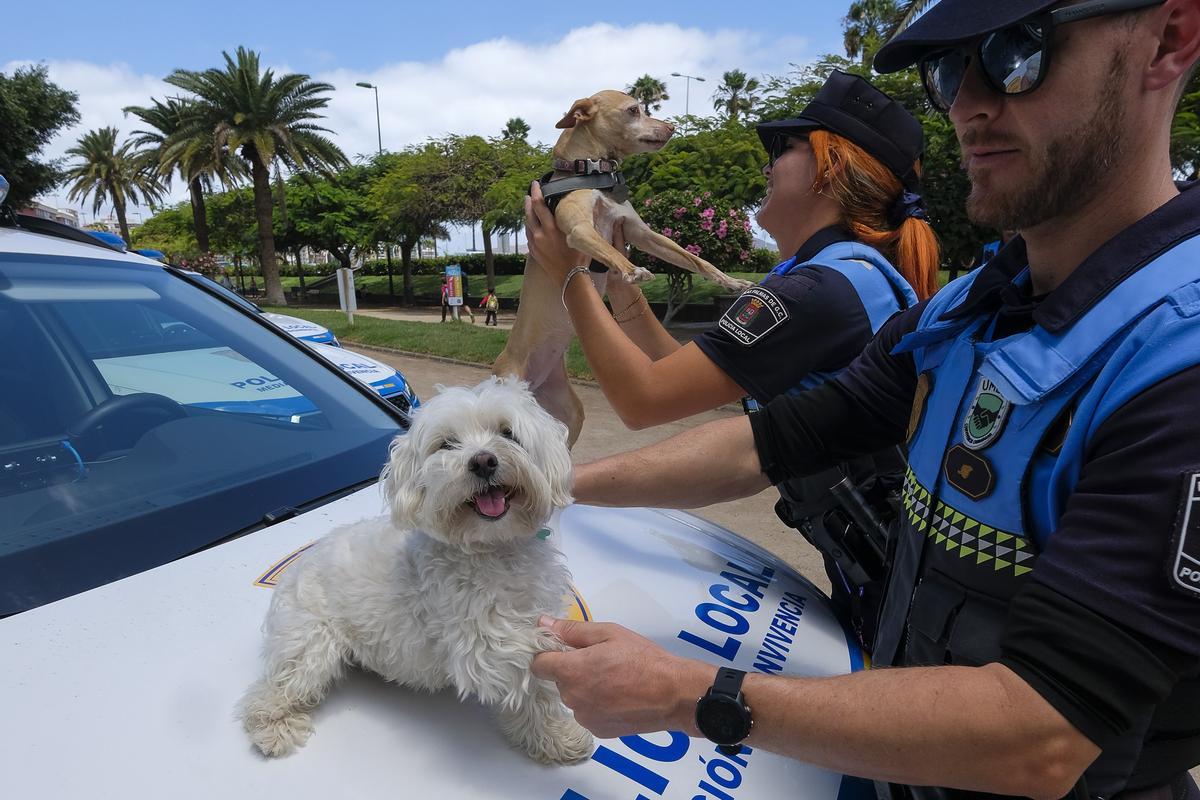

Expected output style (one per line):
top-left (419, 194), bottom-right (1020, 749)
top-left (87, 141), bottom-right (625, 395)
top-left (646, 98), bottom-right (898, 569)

top-left (130, 201), bottom-right (199, 260)
top-left (622, 120), bottom-right (768, 210)
top-left (206, 186), bottom-right (259, 269)
top-left (285, 165), bottom-right (375, 272)
top-left (436, 135), bottom-right (510, 292)
top-left (843, 0), bottom-right (901, 65)
top-left (0, 65), bottom-right (80, 209)
top-left (484, 135), bottom-right (550, 248)
top-left (369, 145), bottom-right (457, 304)
top-left (627, 75), bottom-right (670, 115)
top-left (711, 70), bottom-right (761, 122)
top-left (501, 117), bottom-right (531, 141)
top-left (124, 97), bottom-right (243, 255)
top-left (166, 47), bottom-right (348, 306)
top-left (892, 0), bottom-right (937, 35)
top-left (1172, 71), bottom-right (1200, 179)
top-left (64, 127), bottom-right (163, 245)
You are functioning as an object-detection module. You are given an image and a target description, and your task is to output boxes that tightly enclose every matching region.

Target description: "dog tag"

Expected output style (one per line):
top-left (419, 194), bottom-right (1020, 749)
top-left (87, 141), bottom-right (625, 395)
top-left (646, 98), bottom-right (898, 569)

top-left (609, 184), bottom-right (629, 204)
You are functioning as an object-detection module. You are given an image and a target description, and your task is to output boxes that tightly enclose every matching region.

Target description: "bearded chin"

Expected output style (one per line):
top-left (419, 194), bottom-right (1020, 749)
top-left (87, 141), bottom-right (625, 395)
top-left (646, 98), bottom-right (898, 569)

top-left (966, 51), bottom-right (1128, 232)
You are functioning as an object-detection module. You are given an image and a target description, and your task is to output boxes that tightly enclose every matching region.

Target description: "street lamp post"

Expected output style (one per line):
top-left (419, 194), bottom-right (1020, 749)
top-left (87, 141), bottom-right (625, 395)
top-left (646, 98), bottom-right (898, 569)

top-left (356, 81), bottom-right (397, 305)
top-left (670, 72), bottom-right (706, 131)
top-left (355, 82), bottom-right (383, 155)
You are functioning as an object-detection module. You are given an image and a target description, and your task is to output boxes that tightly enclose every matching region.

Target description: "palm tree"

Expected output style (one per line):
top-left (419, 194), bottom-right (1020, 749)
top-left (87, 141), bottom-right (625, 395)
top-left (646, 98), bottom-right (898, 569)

top-left (844, 0), bottom-right (903, 64)
top-left (64, 127), bottom-right (163, 245)
top-left (891, 0), bottom-right (938, 36)
top-left (627, 75), bottom-right (670, 115)
top-left (711, 70), bottom-right (761, 122)
top-left (501, 117), bottom-right (531, 141)
top-left (165, 47), bottom-right (347, 306)
top-left (124, 97), bottom-right (243, 255)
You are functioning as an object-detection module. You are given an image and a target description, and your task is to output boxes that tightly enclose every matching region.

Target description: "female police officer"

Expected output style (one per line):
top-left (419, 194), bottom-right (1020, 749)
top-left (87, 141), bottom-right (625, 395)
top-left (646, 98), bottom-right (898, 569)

top-left (525, 71), bottom-right (939, 646)
top-left (532, 1), bottom-right (1200, 798)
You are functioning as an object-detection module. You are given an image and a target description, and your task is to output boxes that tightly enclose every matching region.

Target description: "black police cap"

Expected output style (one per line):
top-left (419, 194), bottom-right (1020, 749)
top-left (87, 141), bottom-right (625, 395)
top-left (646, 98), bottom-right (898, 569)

top-left (755, 70), bottom-right (924, 191)
top-left (874, 0), bottom-right (1058, 73)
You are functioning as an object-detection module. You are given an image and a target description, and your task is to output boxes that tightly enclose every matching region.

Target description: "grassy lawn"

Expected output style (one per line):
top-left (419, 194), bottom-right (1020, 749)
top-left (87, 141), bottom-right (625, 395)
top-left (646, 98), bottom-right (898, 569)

top-left (264, 306), bottom-right (596, 380)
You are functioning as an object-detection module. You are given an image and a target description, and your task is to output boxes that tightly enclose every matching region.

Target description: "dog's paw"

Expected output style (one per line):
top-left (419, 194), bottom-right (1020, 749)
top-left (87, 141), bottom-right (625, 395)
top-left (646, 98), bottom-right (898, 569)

top-left (525, 716), bottom-right (595, 765)
top-left (243, 708), bottom-right (314, 757)
top-left (719, 276), bottom-right (755, 293)
top-left (625, 267), bottom-right (655, 285)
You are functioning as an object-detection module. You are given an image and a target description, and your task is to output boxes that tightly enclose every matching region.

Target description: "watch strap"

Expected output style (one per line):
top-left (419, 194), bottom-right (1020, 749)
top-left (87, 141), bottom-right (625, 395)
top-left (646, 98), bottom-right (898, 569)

top-left (712, 667), bottom-right (747, 697)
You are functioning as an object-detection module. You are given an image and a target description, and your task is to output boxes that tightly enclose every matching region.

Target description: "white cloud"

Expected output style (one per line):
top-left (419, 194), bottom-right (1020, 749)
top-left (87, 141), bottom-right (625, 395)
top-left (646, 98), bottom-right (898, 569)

top-left (10, 22), bottom-right (813, 245)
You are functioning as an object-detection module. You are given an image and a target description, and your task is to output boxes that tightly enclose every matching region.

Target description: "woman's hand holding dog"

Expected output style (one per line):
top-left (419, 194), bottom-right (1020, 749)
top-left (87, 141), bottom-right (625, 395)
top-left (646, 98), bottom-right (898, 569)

top-left (526, 182), bottom-right (586, 286)
top-left (531, 615), bottom-right (710, 740)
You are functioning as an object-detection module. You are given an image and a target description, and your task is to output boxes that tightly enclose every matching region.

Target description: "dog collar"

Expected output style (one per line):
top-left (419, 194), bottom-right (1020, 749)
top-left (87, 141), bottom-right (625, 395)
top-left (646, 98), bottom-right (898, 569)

top-left (535, 526), bottom-right (553, 540)
top-left (551, 157), bottom-right (620, 175)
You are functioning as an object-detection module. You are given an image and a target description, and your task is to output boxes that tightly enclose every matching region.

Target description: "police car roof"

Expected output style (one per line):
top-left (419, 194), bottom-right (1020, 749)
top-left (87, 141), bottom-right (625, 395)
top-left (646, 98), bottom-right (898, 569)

top-left (0, 223), bottom-right (163, 267)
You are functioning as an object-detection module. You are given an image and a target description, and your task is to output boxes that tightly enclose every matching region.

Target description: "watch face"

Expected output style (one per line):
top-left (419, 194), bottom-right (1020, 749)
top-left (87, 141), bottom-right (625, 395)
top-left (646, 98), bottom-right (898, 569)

top-left (698, 695), bottom-right (748, 745)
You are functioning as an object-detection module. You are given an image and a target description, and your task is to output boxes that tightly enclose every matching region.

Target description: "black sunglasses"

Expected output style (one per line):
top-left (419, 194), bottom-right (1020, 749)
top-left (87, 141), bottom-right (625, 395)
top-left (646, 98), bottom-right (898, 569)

top-left (767, 134), bottom-right (809, 166)
top-left (919, 0), bottom-right (1166, 113)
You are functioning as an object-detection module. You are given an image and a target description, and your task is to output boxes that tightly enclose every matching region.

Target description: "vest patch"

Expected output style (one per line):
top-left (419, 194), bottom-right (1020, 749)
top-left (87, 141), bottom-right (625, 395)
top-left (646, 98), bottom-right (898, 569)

top-left (944, 444), bottom-right (995, 499)
top-left (1170, 472), bottom-right (1200, 599)
top-left (962, 377), bottom-right (1012, 450)
top-left (718, 287), bottom-right (789, 346)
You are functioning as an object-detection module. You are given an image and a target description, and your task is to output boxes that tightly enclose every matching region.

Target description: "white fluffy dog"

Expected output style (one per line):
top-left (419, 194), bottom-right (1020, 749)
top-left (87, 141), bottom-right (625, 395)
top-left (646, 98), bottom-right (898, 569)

top-left (239, 376), bottom-right (594, 764)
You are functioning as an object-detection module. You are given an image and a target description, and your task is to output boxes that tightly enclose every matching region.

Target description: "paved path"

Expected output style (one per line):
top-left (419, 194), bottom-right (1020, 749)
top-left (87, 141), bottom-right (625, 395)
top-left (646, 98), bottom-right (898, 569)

top-left (356, 306), bottom-right (516, 330)
top-left (347, 344), bottom-right (829, 591)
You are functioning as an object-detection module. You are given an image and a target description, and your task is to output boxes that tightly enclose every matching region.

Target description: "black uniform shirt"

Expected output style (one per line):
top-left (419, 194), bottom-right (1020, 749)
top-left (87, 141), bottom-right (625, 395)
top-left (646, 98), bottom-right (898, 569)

top-left (694, 226), bottom-right (878, 402)
top-left (749, 183), bottom-right (1200, 756)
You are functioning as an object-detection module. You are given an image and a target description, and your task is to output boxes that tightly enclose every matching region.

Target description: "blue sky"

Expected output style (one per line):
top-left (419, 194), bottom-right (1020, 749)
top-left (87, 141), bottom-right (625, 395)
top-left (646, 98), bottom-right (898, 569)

top-left (8, 0), bottom-right (854, 242)
top-left (11, 1), bottom-right (849, 77)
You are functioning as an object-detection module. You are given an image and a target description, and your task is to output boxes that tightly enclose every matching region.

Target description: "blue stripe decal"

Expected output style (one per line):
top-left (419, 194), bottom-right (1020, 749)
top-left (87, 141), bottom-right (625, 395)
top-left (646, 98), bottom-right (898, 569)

top-left (191, 397), bottom-right (319, 416)
top-left (298, 331), bottom-right (335, 344)
top-left (845, 620), bottom-right (865, 673)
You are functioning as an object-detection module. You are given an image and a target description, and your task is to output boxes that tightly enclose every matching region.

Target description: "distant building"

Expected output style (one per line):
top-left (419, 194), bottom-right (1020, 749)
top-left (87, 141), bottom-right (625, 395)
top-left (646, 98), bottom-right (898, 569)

top-left (18, 201), bottom-right (79, 227)
top-left (87, 216), bottom-right (134, 235)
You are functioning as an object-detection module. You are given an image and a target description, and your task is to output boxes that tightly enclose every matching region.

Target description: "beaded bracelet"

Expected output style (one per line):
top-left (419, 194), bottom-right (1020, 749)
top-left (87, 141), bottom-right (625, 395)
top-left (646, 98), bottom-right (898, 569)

top-left (610, 294), bottom-right (644, 319)
top-left (615, 295), bottom-right (650, 324)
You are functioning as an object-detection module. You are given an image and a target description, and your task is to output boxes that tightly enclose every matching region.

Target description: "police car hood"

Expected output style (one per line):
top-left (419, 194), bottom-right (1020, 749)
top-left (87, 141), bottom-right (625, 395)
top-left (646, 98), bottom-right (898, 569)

top-left (0, 486), bottom-right (865, 799)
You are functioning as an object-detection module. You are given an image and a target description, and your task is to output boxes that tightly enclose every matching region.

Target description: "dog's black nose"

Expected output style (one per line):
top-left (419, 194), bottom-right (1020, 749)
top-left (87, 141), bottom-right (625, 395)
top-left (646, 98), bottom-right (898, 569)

top-left (469, 451), bottom-right (498, 479)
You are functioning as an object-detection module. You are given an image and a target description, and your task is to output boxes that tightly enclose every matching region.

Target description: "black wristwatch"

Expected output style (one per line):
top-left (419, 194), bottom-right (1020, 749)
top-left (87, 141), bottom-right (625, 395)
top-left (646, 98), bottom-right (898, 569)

top-left (695, 667), bottom-right (753, 755)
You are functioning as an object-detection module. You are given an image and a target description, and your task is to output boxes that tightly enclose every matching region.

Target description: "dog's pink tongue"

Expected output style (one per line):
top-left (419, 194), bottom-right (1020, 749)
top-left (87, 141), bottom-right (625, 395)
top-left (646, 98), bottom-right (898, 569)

top-left (474, 487), bottom-right (507, 517)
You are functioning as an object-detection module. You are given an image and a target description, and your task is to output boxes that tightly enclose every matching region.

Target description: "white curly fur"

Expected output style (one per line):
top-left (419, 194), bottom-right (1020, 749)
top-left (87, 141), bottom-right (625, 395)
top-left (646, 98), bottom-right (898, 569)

top-left (239, 376), bottom-right (593, 764)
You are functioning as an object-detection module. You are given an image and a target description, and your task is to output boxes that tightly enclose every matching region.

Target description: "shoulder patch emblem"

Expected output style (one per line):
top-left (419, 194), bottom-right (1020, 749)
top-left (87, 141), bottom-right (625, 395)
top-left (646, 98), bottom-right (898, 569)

top-left (1170, 472), bottom-right (1200, 599)
top-left (962, 377), bottom-right (1012, 451)
top-left (718, 287), bottom-right (789, 346)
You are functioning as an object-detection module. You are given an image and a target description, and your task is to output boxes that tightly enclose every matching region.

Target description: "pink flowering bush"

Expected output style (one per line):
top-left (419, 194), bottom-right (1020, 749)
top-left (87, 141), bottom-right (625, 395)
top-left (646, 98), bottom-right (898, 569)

top-left (632, 189), bottom-right (754, 272)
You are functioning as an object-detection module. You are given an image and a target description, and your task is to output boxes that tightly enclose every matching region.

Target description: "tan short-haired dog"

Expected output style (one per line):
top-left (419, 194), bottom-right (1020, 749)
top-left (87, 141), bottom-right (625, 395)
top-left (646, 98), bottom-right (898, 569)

top-left (494, 90), bottom-right (751, 445)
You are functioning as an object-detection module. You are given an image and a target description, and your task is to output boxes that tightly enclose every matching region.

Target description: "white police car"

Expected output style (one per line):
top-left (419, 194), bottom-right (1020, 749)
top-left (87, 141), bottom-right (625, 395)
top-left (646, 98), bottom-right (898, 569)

top-left (0, 180), bottom-right (864, 800)
top-left (175, 271), bottom-right (420, 417)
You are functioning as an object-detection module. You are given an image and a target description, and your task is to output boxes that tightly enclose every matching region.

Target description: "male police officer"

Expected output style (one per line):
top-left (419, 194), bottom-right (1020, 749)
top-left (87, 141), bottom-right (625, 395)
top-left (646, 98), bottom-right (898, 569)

top-left (531, 1), bottom-right (1200, 798)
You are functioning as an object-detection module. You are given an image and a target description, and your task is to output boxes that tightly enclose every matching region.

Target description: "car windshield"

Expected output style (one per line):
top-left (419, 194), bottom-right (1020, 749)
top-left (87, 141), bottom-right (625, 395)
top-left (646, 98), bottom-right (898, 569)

top-left (181, 270), bottom-right (262, 314)
top-left (0, 252), bottom-right (402, 615)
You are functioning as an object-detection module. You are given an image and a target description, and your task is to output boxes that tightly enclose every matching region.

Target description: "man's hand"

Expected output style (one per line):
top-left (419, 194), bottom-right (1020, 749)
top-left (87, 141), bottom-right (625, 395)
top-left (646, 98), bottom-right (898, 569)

top-left (531, 616), bottom-right (710, 739)
top-left (525, 181), bottom-right (585, 285)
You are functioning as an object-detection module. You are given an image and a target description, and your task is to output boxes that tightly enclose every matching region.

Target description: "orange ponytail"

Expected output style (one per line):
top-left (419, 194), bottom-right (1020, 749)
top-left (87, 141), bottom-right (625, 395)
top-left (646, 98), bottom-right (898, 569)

top-left (808, 129), bottom-right (940, 301)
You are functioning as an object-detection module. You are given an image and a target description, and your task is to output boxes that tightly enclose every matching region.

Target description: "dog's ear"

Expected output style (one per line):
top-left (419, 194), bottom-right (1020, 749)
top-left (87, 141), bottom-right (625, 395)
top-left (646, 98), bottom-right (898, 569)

top-left (555, 98), bottom-right (597, 129)
top-left (380, 433), bottom-right (423, 529)
top-left (534, 409), bottom-right (575, 509)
